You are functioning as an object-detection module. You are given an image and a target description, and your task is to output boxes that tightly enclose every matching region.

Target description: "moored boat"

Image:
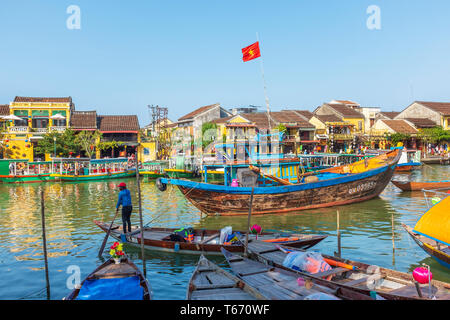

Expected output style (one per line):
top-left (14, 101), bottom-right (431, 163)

top-left (51, 157), bottom-right (136, 181)
top-left (391, 180), bottom-right (450, 191)
top-left (0, 159), bottom-right (57, 183)
top-left (402, 194), bottom-right (450, 269)
top-left (64, 257), bottom-right (151, 300)
top-left (394, 149), bottom-right (422, 173)
top-left (140, 160), bottom-right (169, 180)
top-left (221, 248), bottom-right (375, 300)
top-left (93, 221), bottom-right (327, 254)
top-left (187, 255), bottom-right (267, 300)
top-left (246, 240), bottom-right (450, 300)
top-left (157, 149), bottom-right (401, 216)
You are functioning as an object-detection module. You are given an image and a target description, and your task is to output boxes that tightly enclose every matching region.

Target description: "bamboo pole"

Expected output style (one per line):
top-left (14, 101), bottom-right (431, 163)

top-left (136, 150), bottom-right (147, 278)
top-left (335, 210), bottom-right (341, 258)
top-left (40, 189), bottom-right (51, 300)
top-left (244, 187), bottom-right (255, 257)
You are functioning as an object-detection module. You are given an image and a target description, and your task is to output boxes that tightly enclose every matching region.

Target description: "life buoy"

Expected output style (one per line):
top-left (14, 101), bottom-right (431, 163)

top-left (156, 177), bottom-right (167, 191)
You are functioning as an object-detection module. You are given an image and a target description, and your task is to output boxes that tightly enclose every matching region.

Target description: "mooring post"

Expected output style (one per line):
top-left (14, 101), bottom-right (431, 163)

top-left (40, 188), bottom-right (51, 300)
top-left (336, 210), bottom-right (341, 258)
top-left (244, 187), bottom-right (255, 257)
top-left (136, 150), bottom-right (147, 278)
top-left (392, 212), bottom-right (396, 265)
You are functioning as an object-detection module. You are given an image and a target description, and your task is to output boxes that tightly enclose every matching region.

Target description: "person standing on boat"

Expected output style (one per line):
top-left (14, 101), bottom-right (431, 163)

top-left (116, 182), bottom-right (133, 233)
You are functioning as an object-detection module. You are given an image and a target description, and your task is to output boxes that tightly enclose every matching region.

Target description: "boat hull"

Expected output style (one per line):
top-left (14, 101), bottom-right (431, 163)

top-left (0, 174), bottom-right (56, 183)
top-left (392, 180), bottom-right (450, 191)
top-left (94, 221), bottom-right (326, 254)
top-left (170, 164), bottom-right (395, 216)
top-left (394, 163), bottom-right (421, 173)
top-left (403, 224), bottom-right (450, 269)
top-left (52, 170), bottom-right (136, 181)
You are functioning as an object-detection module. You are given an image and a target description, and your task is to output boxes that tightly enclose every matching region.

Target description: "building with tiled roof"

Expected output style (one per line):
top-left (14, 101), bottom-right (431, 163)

top-left (14, 96), bottom-right (73, 104)
top-left (0, 104), bottom-right (10, 116)
top-left (395, 101), bottom-right (450, 130)
top-left (314, 103), bottom-right (365, 134)
top-left (372, 119), bottom-right (418, 135)
top-left (70, 111), bottom-right (98, 130)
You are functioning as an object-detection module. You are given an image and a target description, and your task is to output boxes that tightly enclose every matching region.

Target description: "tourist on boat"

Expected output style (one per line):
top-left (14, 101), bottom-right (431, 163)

top-left (116, 182), bottom-right (133, 233)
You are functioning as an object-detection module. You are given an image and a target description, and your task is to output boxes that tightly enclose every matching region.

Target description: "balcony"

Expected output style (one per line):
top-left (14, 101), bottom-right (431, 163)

top-left (331, 134), bottom-right (354, 141)
top-left (8, 126), bottom-right (29, 133)
top-left (49, 126), bottom-right (66, 133)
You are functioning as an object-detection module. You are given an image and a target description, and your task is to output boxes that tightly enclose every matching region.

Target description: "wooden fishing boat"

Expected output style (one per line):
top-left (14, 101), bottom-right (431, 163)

top-left (391, 180), bottom-right (450, 191)
top-left (93, 221), bottom-right (327, 255)
top-left (187, 255), bottom-right (267, 300)
top-left (403, 225), bottom-right (450, 269)
top-left (221, 248), bottom-right (375, 300)
top-left (246, 240), bottom-right (450, 300)
top-left (64, 257), bottom-right (151, 300)
top-left (157, 149), bottom-right (401, 216)
top-left (51, 157), bottom-right (136, 181)
top-left (394, 149), bottom-right (422, 173)
top-left (0, 159), bottom-right (57, 183)
top-left (402, 194), bottom-right (450, 269)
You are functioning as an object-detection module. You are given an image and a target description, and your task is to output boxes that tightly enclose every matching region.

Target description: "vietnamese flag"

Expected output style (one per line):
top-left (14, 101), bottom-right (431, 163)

top-left (242, 42), bottom-right (261, 62)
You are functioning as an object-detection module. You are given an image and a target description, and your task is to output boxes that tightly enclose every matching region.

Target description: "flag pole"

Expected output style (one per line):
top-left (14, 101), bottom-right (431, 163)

top-left (256, 32), bottom-right (272, 132)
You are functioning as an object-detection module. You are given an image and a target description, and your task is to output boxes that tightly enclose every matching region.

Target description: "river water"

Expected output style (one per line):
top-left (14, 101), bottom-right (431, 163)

top-left (0, 165), bottom-right (449, 300)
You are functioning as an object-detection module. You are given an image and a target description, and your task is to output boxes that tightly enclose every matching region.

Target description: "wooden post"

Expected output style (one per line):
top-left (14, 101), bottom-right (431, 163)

top-left (392, 212), bottom-right (395, 265)
top-left (136, 150), bottom-right (147, 278)
top-left (244, 187), bottom-right (255, 257)
top-left (40, 189), bottom-right (51, 300)
top-left (335, 210), bottom-right (341, 258)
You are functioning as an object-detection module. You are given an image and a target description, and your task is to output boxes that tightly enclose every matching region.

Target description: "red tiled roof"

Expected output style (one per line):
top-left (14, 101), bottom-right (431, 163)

top-left (332, 100), bottom-right (360, 106)
top-left (326, 104), bottom-right (364, 118)
top-left (14, 96), bottom-right (73, 103)
top-left (314, 114), bottom-right (342, 123)
top-left (240, 112), bottom-right (277, 129)
top-left (70, 111), bottom-right (98, 130)
top-left (404, 118), bottom-right (437, 128)
top-left (211, 115), bottom-right (233, 124)
top-left (98, 115), bottom-right (140, 132)
top-left (380, 111), bottom-right (400, 119)
top-left (0, 104), bottom-right (9, 116)
top-left (382, 120), bottom-right (418, 134)
top-left (178, 103), bottom-right (219, 121)
top-left (416, 101), bottom-right (450, 116)
top-left (291, 110), bottom-right (314, 120)
top-left (270, 111), bottom-right (315, 128)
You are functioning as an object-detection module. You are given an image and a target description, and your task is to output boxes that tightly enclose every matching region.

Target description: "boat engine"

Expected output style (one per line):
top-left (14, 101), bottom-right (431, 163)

top-left (156, 178), bottom-right (167, 191)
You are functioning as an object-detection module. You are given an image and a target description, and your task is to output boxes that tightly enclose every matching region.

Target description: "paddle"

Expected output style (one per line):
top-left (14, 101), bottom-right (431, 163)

top-left (98, 208), bottom-right (120, 257)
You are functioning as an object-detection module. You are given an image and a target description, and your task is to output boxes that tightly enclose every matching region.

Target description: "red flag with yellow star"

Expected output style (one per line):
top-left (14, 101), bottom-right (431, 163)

top-left (242, 42), bottom-right (261, 62)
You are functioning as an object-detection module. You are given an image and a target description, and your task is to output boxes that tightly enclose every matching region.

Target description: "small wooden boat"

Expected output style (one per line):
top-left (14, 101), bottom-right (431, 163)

top-left (403, 225), bottom-right (450, 269)
top-left (402, 195), bottom-right (450, 269)
top-left (0, 159), bottom-right (56, 183)
top-left (221, 248), bottom-right (375, 300)
top-left (394, 149), bottom-right (422, 173)
top-left (246, 240), bottom-right (450, 300)
top-left (158, 149), bottom-right (401, 216)
top-left (187, 255), bottom-right (267, 300)
top-left (391, 180), bottom-right (450, 191)
top-left (140, 160), bottom-right (169, 180)
top-left (64, 257), bottom-right (151, 300)
top-left (94, 221), bottom-right (327, 255)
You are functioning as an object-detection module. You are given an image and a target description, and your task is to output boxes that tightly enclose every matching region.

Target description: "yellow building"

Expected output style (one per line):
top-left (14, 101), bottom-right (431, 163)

top-left (3, 96), bottom-right (73, 161)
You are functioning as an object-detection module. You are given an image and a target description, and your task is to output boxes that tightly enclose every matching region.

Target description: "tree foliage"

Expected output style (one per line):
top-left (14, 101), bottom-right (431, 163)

top-left (75, 130), bottom-right (102, 158)
top-left (201, 122), bottom-right (218, 149)
top-left (418, 126), bottom-right (450, 144)
top-left (35, 128), bottom-right (79, 157)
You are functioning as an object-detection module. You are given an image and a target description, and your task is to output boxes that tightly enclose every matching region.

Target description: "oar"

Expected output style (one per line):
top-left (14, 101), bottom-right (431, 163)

top-left (98, 209), bottom-right (120, 257)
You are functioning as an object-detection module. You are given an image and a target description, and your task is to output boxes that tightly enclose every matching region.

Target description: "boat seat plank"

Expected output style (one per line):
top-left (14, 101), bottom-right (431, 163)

top-left (199, 233), bottom-right (219, 244)
top-left (205, 272), bottom-right (236, 286)
top-left (343, 275), bottom-right (383, 287)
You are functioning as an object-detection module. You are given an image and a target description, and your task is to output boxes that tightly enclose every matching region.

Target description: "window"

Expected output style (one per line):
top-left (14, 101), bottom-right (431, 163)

top-left (358, 121), bottom-right (362, 131)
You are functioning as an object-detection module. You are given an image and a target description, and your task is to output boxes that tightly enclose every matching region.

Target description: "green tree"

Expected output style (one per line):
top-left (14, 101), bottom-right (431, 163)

top-left (201, 122), bottom-right (218, 150)
top-left (418, 126), bottom-right (450, 144)
top-left (35, 128), bottom-right (79, 157)
top-left (75, 130), bottom-right (102, 159)
top-left (387, 133), bottom-right (410, 146)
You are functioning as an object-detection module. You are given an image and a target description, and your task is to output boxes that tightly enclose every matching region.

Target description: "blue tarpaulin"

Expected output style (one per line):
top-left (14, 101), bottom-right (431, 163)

top-left (76, 276), bottom-right (144, 300)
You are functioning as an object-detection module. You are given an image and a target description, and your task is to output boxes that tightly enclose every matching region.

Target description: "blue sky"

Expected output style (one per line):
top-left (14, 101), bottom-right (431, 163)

top-left (1, 0), bottom-right (449, 125)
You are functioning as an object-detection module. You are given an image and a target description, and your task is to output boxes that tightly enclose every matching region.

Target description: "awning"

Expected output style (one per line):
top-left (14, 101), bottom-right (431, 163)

top-left (413, 196), bottom-right (450, 246)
